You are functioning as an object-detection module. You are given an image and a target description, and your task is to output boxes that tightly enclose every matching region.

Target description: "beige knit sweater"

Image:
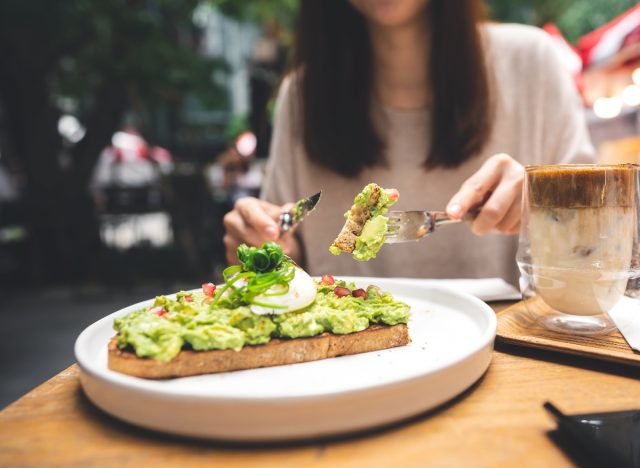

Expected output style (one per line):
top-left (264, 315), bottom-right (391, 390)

top-left (261, 24), bottom-right (595, 285)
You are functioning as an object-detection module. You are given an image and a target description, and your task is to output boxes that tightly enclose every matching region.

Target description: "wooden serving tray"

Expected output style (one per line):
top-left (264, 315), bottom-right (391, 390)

top-left (496, 299), bottom-right (640, 366)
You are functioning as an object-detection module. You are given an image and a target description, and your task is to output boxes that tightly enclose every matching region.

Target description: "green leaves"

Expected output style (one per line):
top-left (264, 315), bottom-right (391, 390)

top-left (237, 241), bottom-right (284, 274)
top-left (213, 242), bottom-right (294, 309)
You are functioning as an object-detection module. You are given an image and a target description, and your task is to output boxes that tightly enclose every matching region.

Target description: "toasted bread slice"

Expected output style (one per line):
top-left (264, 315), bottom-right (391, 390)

top-left (108, 323), bottom-right (409, 379)
top-left (333, 184), bottom-right (381, 253)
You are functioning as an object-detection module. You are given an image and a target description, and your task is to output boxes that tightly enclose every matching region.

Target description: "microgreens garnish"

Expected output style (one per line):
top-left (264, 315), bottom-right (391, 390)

top-left (212, 242), bottom-right (295, 309)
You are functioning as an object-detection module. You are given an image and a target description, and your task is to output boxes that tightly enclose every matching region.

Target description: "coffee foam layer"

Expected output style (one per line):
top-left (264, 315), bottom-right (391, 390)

top-left (527, 164), bottom-right (637, 208)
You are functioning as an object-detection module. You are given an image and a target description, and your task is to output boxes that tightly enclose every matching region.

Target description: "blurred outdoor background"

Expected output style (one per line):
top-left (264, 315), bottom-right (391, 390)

top-left (0, 0), bottom-right (639, 291)
top-left (0, 0), bottom-right (639, 407)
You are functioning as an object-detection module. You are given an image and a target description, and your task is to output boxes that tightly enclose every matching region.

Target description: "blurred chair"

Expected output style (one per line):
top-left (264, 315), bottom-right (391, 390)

top-left (598, 136), bottom-right (640, 164)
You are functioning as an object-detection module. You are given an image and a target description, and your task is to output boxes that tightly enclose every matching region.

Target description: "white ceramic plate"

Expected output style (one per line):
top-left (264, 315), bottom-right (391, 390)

top-left (75, 277), bottom-right (496, 441)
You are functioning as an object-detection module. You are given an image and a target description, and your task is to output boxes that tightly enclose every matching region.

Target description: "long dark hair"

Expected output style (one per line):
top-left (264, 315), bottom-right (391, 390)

top-left (291, 0), bottom-right (493, 177)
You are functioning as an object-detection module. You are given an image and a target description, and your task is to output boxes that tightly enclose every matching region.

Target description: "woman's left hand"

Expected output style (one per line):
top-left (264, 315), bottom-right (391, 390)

top-left (445, 153), bottom-right (524, 235)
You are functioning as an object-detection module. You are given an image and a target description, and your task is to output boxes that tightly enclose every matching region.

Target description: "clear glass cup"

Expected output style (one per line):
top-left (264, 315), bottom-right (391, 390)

top-left (517, 164), bottom-right (640, 335)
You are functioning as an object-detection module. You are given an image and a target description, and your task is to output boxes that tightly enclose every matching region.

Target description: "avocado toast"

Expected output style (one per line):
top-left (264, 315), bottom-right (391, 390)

top-left (109, 242), bottom-right (410, 379)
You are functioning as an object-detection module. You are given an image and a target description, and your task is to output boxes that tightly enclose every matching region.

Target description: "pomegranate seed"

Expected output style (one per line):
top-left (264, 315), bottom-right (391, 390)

top-left (202, 282), bottom-right (216, 297)
top-left (321, 274), bottom-right (335, 286)
top-left (334, 286), bottom-right (351, 297)
top-left (352, 288), bottom-right (367, 300)
top-left (150, 306), bottom-right (166, 317)
top-left (386, 189), bottom-right (400, 201)
top-left (184, 295), bottom-right (193, 303)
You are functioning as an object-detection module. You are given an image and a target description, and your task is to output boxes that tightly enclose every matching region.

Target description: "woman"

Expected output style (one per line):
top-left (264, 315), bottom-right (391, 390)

top-left (223, 0), bottom-right (594, 284)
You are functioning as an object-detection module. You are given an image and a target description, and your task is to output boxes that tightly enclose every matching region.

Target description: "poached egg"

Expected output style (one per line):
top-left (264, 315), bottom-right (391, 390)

top-left (250, 267), bottom-right (317, 315)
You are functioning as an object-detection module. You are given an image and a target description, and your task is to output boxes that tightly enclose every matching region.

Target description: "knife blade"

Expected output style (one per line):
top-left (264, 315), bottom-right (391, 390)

top-left (279, 191), bottom-right (322, 233)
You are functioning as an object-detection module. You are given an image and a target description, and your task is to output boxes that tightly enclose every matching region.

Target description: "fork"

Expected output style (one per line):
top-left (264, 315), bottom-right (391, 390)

top-left (385, 210), bottom-right (478, 243)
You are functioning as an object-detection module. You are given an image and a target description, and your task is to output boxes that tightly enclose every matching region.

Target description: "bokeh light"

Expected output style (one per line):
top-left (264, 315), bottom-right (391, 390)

top-left (593, 96), bottom-right (623, 119)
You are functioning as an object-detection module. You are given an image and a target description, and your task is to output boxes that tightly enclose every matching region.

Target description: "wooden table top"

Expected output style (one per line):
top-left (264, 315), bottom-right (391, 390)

top-left (2, 302), bottom-right (639, 467)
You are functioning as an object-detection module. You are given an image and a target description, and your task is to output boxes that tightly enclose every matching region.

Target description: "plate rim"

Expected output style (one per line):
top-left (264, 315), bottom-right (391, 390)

top-left (75, 278), bottom-right (496, 402)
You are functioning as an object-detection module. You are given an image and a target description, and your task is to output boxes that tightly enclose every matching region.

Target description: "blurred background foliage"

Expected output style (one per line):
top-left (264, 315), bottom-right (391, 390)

top-left (212, 0), bottom-right (298, 40)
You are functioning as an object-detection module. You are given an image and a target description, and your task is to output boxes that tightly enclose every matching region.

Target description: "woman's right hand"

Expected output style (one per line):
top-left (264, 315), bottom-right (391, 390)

top-left (445, 153), bottom-right (524, 236)
top-left (223, 197), bottom-right (302, 265)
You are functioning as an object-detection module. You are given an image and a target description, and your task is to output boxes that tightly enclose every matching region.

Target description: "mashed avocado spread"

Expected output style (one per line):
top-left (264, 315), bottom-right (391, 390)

top-left (352, 183), bottom-right (395, 218)
top-left (330, 183), bottom-right (397, 261)
top-left (353, 215), bottom-right (387, 261)
top-left (114, 243), bottom-right (410, 362)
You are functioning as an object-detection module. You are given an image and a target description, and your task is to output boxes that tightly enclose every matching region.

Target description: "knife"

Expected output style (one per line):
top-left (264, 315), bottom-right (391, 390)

top-left (279, 191), bottom-right (322, 233)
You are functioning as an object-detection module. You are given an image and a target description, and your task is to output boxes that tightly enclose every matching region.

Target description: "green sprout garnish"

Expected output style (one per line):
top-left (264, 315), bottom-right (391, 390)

top-left (213, 242), bottom-right (295, 310)
top-left (237, 242), bottom-right (285, 273)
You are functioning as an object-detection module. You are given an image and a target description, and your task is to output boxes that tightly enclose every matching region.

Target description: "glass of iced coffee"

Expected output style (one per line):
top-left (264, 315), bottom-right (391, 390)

top-left (517, 164), bottom-right (639, 335)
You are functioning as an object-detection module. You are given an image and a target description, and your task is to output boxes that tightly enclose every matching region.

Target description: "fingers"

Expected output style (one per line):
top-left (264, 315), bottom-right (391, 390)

top-left (234, 198), bottom-right (280, 239)
top-left (446, 153), bottom-right (511, 220)
top-left (448, 153), bottom-right (524, 235)
top-left (495, 197), bottom-right (521, 234)
top-left (223, 197), bottom-right (302, 264)
top-left (223, 208), bottom-right (271, 248)
top-left (472, 185), bottom-right (521, 235)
